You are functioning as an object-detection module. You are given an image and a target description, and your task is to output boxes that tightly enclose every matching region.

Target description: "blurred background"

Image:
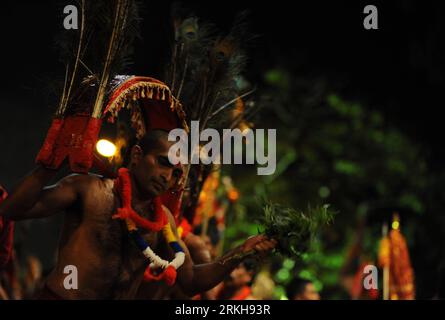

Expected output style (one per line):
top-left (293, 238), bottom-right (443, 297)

top-left (0, 0), bottom-right (444, 299)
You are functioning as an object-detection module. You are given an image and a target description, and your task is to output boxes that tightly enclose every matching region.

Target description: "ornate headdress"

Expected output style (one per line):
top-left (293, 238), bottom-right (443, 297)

top-left (35, 0), bottom-right (143, 173)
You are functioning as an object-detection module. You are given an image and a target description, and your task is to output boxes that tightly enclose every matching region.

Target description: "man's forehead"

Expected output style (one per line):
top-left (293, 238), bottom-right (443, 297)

top-left (145, 133), bottom-right (187, 169)
top-left (147, 136), bottom-right (173, 154)
top-left (158, 134), bottom-right (175, 148)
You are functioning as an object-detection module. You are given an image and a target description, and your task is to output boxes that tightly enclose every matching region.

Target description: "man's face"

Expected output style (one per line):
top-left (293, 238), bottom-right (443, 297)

top-left (294, 283), bottom-right (320, 300)
top-left (131, 135), bottom-right (183, 198)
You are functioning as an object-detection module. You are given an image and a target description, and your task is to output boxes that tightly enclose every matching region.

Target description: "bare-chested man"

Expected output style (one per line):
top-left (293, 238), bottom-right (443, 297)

top-left (0, 130), bottom-right (276, 299)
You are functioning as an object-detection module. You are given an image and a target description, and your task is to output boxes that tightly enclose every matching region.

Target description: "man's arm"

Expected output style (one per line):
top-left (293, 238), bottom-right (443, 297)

top-left (182, 233), bottom-right (216, 299)
top-left (178, 235), bottom-right (275, 296)
top-left (164, 212), bottom-right (276, 296)
top-left (184, 233), bottom-right (212, 265)
top-left (0, 167), bottom-right (84, 221)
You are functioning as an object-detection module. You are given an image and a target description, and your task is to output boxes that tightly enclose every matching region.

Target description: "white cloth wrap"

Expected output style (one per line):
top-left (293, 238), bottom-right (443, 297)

top-left (143, 246), bottom-right (169, 269)
top-left (169, 252), bottom-right (186, 270)
top-left (147, 251), bottom-right (186, 271)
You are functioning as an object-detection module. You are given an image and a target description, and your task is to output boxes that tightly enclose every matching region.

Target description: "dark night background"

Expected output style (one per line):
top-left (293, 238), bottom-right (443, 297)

top-left (0, 0), bottom-right (444, 299)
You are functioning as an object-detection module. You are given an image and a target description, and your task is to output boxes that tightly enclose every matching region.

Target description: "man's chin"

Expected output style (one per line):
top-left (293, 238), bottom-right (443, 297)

top-left (146, 185), bottom-right (166, 198)
top-left (139, 186), bottom-right (158, 199)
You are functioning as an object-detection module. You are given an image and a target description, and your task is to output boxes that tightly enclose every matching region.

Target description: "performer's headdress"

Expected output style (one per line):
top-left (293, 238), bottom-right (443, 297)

top-left (36, 0), bottom-right (144, 172)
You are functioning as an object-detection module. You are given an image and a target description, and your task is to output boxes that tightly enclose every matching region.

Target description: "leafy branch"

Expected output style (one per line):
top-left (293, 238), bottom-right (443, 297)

top-left (258, 201), bottom-right (335, 257)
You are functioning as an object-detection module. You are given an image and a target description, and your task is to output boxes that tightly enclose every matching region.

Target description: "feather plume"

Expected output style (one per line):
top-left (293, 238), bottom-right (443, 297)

top-left (54, 0), bottom-right (142, 118)
top-left (164, 5), bottom-right (255, 131)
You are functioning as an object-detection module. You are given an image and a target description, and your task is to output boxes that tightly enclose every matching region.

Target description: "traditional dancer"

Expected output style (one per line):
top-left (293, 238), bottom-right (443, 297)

top-left (0, 1), bottom-right (275, 299)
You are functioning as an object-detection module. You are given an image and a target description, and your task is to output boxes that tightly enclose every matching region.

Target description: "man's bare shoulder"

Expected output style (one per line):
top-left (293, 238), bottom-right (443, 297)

top-left (184, 232), bottom-right (206, 250)
top-left (57, 173), bottom-right (114, 193)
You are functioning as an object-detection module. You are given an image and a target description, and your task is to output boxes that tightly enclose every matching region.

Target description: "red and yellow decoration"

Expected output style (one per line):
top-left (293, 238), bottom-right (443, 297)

top-left (378, 214), bottom-right (415, 300)
top-left (104, 76), bottom-right (188, 138)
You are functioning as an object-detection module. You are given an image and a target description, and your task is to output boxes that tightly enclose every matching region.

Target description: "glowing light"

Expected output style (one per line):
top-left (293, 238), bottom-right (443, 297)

top-left (96, 139), bottom-right (116, 157)
top-left (227, 189), bottom-right (239, 202)
top-left (392, 212), bottom-right (400, 230)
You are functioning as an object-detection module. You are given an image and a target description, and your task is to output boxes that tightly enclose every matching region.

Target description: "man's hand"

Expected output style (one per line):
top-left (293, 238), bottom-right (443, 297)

top-left (174, 232), bottom-right (277, 296)
top-left (241, 235), bottom-right (277, 257)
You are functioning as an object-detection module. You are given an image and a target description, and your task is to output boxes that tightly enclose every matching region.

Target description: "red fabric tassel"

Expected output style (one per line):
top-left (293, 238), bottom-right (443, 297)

top-left (104, 76), bottom-right (167, 114)
top-left (35, 118), bottom-right (64, 165)
top-left (143, 265), bottom-right (177, 286)
top-left (69, 117), bottom-right (102, 172)
top-left (0, 186), bottom-right (14, 268)
top-left (35, 115), bottom-right (102, 173)
top-left (162, 266), bottom-right (177, 286)
top-left (143, 266), bottom-right (161, 282)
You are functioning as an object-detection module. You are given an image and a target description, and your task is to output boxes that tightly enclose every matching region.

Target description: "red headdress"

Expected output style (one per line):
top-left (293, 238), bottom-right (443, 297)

top-left (35, 0), bottom-right (142, 173)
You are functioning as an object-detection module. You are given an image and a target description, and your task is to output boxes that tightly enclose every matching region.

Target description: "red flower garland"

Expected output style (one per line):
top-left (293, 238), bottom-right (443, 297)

top-left (112, 167), bottom-right (167, 232)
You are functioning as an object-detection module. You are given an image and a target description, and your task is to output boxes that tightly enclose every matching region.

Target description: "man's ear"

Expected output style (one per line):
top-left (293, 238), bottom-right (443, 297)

top-left (130, 145), bottom-right (143, 166)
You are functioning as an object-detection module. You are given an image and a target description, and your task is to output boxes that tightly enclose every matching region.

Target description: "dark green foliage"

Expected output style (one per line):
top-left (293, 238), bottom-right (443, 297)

top-left (259, 201), bottom-right (335, 257)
